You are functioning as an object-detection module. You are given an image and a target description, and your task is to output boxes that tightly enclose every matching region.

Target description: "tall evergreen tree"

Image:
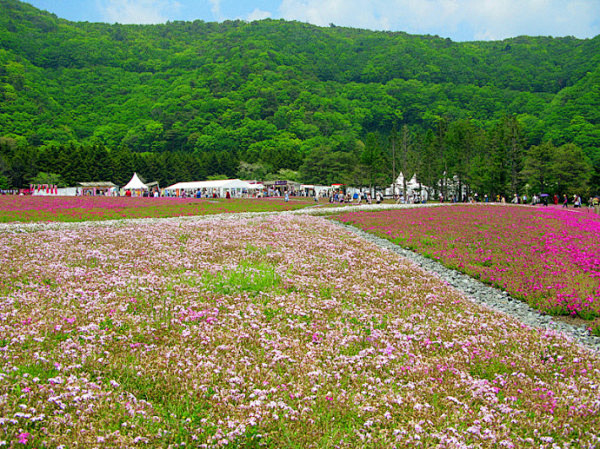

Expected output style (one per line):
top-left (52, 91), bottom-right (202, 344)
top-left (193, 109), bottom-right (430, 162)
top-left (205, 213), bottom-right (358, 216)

top-left (521, 141), bottom-right (555, 194)
top-left (551, 143), bottom-right (593, 196)
top-left (360, 132), bottom-right (389, 193)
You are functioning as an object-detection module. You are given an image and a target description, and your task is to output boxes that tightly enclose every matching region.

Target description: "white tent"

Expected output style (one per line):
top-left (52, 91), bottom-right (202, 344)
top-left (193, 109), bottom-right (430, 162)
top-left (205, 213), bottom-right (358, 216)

top-left (387, 172), bottom-right (429, 202)
top-left (122, 172), bottom-right (148, 190)
top-left (164, 179), bottom-right (261, 197)
top-left (389, 172), bottom-right (422, 196)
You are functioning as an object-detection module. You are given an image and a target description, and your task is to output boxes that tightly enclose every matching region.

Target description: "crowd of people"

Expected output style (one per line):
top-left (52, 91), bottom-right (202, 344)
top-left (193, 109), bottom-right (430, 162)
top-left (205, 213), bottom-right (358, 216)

top-left (18, 183), bottom-right (599, 214)
top-left (421, 190), bottom-right (600, 213)
top-left (326, 190), bottom-right (389, 204)
top-left (322, 188), bottom-right (599, 212)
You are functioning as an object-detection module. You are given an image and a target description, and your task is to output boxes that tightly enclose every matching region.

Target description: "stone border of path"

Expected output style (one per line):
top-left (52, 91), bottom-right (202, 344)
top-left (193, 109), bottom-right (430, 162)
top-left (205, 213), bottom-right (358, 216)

top-left (2, 202), bottom-right (598, 353)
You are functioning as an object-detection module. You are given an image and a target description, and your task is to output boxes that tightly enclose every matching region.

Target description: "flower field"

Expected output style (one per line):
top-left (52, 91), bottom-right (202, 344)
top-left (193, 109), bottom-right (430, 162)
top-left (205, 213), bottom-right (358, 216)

top-left (333, 205), bottom-right (600, 326)
top-left (0, 196), bottom-right (314, 223)
top-left (1, 214), bottom-right (599, 447)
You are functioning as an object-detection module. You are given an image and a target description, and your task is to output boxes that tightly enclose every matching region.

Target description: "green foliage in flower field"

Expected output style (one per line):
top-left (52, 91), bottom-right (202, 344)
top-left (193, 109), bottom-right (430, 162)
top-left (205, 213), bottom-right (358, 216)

top-left (1, 214), bottom-right (599, 447)
top-left (201, 260), bottom-right (281, 295)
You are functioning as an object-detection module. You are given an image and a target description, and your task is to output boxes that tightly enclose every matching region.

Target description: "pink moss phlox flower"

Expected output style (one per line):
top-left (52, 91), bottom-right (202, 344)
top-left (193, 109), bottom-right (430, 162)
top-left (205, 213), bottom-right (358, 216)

top-left (18, 432), bottom-right (30, 444)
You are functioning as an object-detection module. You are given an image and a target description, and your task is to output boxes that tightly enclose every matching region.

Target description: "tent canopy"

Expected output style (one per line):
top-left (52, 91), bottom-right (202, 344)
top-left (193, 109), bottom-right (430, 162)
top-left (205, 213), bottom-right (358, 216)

top-left (165, 179), bottom-right (259, 191)
top-left (123, 172), bottom-right (148, 190)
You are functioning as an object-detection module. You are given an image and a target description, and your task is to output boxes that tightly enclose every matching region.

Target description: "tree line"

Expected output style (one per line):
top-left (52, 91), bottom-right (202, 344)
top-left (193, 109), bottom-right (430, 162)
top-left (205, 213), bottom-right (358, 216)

top-left (0, 114), bottom-right (594, 199)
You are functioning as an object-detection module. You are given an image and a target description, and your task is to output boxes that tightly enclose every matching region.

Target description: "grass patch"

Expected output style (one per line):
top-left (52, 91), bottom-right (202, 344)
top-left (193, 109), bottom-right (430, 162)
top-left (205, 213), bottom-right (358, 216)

top-left (202, 260), bottom-right (281, 295)
top-left (469, 358), bottom-right (510, 381)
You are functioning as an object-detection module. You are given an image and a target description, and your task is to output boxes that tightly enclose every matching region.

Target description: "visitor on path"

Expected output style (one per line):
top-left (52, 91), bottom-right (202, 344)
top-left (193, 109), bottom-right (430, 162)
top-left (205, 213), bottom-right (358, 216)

top-left (562, 194), bottom-right (568, 208)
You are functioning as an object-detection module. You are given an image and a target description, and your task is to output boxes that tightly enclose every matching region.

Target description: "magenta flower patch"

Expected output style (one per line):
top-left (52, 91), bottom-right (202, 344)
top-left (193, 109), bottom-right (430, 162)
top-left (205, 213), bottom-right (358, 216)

top-left (334, 205), bottom-right (600, 322)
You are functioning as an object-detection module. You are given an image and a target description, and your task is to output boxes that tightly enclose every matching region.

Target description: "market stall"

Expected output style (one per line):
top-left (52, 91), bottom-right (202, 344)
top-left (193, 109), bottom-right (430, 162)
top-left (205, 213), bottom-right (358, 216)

top-left (164, 179), bottom-right (260, 198)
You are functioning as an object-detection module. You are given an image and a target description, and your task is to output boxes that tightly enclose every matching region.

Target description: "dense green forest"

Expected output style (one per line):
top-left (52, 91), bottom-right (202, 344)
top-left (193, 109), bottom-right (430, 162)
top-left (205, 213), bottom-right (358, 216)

top-left (0, 0), bottom-right (599, 197)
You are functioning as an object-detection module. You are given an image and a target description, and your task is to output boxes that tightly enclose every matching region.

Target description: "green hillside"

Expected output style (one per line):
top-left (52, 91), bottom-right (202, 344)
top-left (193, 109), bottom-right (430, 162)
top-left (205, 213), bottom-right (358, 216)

top-left (0, 0), bottom-right (598, 196)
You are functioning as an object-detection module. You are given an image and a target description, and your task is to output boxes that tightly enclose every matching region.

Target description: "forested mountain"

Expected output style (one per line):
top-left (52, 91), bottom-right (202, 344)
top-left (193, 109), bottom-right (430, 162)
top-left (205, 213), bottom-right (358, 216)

top-left (0, 0), bottom-right (598, 197)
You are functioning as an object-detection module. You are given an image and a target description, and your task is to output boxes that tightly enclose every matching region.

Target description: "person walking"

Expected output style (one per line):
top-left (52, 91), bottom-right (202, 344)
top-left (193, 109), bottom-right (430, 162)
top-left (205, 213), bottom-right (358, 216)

top-left (562, 194), bottom-right (568, 208)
